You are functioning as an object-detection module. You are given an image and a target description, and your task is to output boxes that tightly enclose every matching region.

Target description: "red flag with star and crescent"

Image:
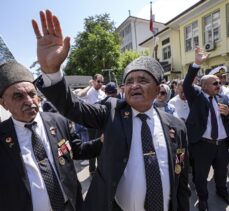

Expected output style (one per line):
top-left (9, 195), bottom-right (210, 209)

top-left (150, 2), bottom-right (153, 33)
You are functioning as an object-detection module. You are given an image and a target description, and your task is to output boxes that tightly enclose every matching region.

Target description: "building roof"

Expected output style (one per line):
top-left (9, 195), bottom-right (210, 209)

top-left (164, 0), bottom-right (206, 25)
top-left (115, 15), bottom-right (164, 32)
top-left (139, 27), bottom-right (169, 46)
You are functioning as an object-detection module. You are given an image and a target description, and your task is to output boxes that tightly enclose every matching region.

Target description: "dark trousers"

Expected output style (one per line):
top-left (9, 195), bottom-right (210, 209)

top-left (189, 140), bottom-right (229, 200)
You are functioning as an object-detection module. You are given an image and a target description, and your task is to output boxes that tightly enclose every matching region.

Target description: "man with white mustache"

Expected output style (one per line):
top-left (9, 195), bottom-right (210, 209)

top-left (0, 60), bottom-right (103, 211)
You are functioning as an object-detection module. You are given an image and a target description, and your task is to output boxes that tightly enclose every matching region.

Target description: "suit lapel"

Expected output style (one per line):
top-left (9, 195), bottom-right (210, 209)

top-left (155, 109), bottom-right (176, 202)
top-left (40, 113), bottom-right (61, 177)
top-left (119, 105), bottom-right (133, 149)
top-left (1, 118), bottom-right (31, 195)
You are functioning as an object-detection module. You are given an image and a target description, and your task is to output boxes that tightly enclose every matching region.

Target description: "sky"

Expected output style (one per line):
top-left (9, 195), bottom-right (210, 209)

top-left (1, 0), bottom-right (199, 70)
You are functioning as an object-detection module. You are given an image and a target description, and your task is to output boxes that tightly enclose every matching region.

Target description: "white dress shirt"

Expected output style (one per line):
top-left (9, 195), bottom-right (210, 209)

top-left (13, 113), bottom-right (65, 211)
top-left (85, 86), bottom-right (106, 104)
top-left (115, 106), bottom-right (170, 211)
top-left (202, 92), bottom-right (227, 140)
top-left (168, 95), bottom-right (190, 121)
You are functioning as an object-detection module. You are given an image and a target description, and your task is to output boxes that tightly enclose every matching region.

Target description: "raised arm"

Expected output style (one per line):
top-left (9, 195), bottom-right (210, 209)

top-left (194, 47), bottom-right (209, 65)
top-left (32, 10), bottom-right (70, 73)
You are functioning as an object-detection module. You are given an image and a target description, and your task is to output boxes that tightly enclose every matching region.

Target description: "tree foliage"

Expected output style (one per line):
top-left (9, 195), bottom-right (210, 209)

top-left (64, 14), bottom-right (121, 76)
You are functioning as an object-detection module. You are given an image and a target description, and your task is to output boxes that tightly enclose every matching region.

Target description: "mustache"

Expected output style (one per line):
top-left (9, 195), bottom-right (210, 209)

top-left (22, 104), bottom-right (38, 112)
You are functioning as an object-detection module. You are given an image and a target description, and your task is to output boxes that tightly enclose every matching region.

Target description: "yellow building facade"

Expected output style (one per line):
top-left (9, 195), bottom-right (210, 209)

top-left (140, 0), bottom-right (229, 80)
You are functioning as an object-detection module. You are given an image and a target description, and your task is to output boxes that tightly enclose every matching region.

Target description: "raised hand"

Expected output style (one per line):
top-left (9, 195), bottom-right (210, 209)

top-left (32, 10), bottom-right (70, 73)
top-left (195, 47), bottom-right (209, 65)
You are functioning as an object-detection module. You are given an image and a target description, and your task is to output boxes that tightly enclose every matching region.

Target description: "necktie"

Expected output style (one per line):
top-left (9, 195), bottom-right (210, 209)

top-left (25, 122), bottom-right (65, 211)
top-left (137, 113), bottom-right (164, 211)
top-left (209, 96), bottom-right (218, 140)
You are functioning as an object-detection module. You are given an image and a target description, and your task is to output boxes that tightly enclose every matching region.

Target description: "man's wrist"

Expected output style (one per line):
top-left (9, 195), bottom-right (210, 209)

top-left (42, 70), bottom-right (63, 87)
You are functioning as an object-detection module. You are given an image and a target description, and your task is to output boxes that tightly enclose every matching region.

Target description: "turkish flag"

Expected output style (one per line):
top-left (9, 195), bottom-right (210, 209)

top-left (150, 2), bottom-right (153, 33)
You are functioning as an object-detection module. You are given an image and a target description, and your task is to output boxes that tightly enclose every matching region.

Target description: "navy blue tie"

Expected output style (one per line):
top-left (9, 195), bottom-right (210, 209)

top-left (137, 113), bottom-right (163, 211)
top-left (25, 122), bottom-right (65, 211)
top-left (209, 97), bottom-right (218, 140)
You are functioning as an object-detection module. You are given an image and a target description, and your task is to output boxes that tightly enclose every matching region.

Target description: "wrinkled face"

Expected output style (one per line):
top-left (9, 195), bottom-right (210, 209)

top-left (177, 84), bottom-right (186, 100)
top-left (202, 76), bottom-right (221, 96)
top-left (124, 71), bottom-right (159, 112)
top-left (93, 75), bottom-right (104, 90)
top-left (156, 86), bottom-right (167, 102)
top-left (0, 82), bottom-right (39, 122)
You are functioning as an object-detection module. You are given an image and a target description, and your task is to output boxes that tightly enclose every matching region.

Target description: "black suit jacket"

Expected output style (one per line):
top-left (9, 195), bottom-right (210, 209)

top-left (37, 78), bottom-right (190, 211)
top-left (183, 65), bottom-right (229, 144)
top-left (0, 112), bottom-right (102, 211)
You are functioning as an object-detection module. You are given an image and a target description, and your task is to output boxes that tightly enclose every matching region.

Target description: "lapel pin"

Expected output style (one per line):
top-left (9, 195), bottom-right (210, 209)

top-left (49, 127), bottom-right (57, 136)
top-left (5, 137), bottom-right (13, 143)
top-left (124, 112), bottom-right (130, 118)
top-left (169, 129), bottom-right (175, 139)
top-left (59, 157), bottom-right (65, 166)
top-left (175, 164), bottom-right (181, 174)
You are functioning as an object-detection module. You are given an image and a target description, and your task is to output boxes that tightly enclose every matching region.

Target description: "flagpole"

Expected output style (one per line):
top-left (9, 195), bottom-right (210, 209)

top-left (150, 1), bottom-right (155, 58)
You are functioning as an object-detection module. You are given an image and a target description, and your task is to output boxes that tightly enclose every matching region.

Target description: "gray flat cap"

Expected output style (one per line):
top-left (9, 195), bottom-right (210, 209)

top-left (122, 56), bottom-right (164, 84)
top-left (0, 61), bottom-right (34, 96)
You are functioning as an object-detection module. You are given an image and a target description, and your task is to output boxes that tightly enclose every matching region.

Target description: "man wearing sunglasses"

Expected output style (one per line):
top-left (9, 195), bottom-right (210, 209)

top-left (208, 66), bottom-right (229, 99)
top-left (183, 47), bottom-right (229, 211)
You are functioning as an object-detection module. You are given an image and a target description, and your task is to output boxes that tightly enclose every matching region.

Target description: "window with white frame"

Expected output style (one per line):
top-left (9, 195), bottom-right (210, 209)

top-left (162, 46), bottom-right (171, 60)
top-left (185, 21), bottom-right (199, 52)
top-left (203, 10), bottom-right (220, 44)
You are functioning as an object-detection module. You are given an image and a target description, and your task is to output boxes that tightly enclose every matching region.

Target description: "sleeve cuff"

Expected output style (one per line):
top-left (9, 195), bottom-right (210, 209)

top-left (42, 71), bottom-right (63, 87)
top-left (192, 63), bottom-right (200, 68)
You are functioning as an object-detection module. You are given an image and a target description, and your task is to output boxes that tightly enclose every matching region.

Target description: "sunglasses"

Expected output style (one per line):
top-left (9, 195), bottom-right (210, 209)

top-left (96, 80), bottom-right (104, 84)
top-left (212, 81), bottom-right (221, 86)
top-left (159, 91), bottom-right (167, 96)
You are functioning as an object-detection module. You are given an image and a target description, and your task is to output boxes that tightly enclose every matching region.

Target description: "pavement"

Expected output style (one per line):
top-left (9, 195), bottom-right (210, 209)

top-left (74, 160), bottom-right (229, 211)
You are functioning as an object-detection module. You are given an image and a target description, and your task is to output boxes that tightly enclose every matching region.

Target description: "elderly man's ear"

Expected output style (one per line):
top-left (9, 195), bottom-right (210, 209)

top-left (0, 97), bottom-right (8, 110)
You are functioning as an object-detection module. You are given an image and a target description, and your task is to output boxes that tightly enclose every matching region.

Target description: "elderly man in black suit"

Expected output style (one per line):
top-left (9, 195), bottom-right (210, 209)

top-left (32, 10), bottom-right (190, 211)
top-left (0, 60), bottom-right (102, 211)
top-left (183, 47), bottom-right (229, 211)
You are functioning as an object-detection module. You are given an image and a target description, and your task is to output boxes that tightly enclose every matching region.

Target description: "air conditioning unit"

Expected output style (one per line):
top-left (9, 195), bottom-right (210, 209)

top-left (204, 42), bottom-right (215, 52)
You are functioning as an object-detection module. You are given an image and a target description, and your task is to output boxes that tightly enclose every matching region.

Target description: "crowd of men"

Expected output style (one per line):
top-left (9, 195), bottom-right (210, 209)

top-left (0, 9), bottom-right (229, 211)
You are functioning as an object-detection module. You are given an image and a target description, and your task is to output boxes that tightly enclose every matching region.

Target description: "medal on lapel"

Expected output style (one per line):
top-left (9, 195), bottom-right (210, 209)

top-left (175, 148), bottom-right (185, 174)
top-left (49, 126), bottom-right (57, 136)
top-left (124, 112), bottom-right (130, 118)
top-left (175, 164), bottom-right (181, 174)
top-left (58, 157), bottom-right (65, 165)
top-left (5, 137), bottom-right (14, 148)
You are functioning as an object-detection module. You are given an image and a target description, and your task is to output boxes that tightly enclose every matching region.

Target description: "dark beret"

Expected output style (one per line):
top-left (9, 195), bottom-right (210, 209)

top-left (105, 82), bottom-right (117, 94)
top-left (122, 56), bottom-right (164, 84)
top-left (0, 61), bottom-right (34, 96)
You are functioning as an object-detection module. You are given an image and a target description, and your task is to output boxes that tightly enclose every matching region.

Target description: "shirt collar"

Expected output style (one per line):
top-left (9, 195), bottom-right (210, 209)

top-left (131, 105), bottom-right (155, 119)
top-left (12, 112), bottom-right (42, 129)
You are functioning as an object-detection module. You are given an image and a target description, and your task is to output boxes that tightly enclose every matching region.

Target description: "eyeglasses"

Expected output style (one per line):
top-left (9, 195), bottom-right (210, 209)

top-left (212, 81), bottom-right (221, 86)
top-left (159, 91), bottom-right (167, 96)
top-left (96, 80), bottom-right (104, 84)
